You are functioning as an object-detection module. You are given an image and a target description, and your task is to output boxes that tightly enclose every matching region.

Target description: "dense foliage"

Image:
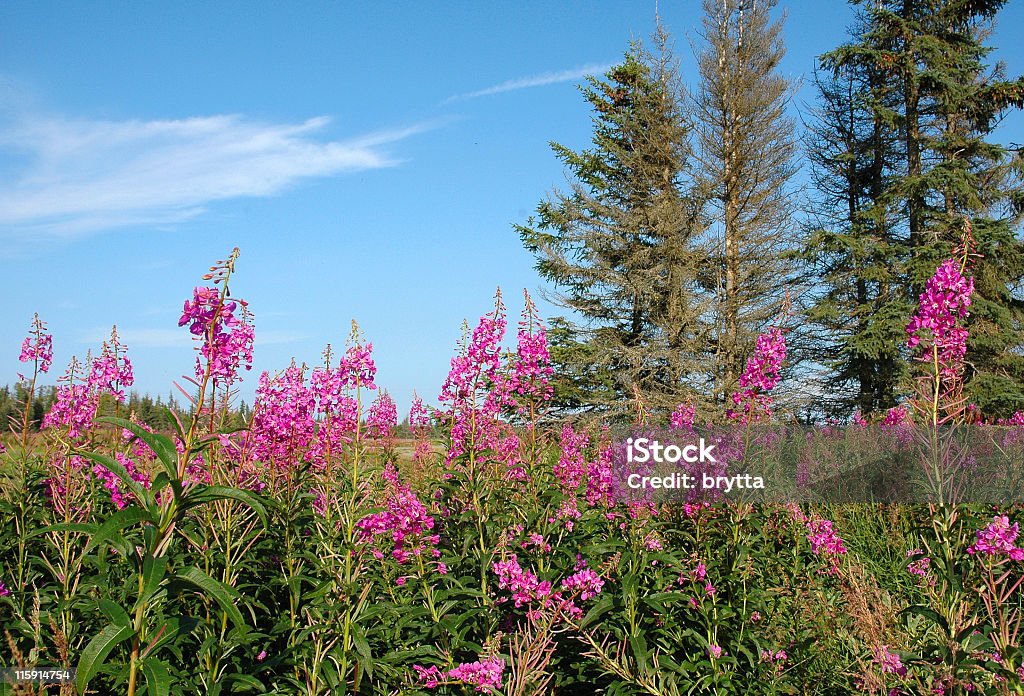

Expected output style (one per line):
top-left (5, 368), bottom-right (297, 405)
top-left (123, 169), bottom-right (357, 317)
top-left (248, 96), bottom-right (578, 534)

top-left (1, 239), bottom-right (1023, 694)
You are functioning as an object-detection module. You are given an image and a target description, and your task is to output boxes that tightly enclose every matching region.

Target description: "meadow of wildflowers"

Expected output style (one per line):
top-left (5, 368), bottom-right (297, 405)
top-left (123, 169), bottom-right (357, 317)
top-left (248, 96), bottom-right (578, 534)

top-left (1, 239), bottom-right (1023, 695)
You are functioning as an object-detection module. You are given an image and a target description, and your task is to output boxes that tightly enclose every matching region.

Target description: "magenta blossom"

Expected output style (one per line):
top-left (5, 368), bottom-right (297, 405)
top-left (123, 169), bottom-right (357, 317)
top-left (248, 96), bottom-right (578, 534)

top-left (728, 326), bottom-right (786, 422)
top-left (89, 326), bottom-right (133, 402)
top-left (18, 313), bottom-right (53, 377)
top-left (872, 645), bottom-right (907, 677)
top-left (906, 258), bottom-right (974, 380)
top-left (179, 286), bottom-right (254, 384)
top-left (805, 517), bottom-right (847, 576)
top-left (367, 391), bottom-right (397, 441)
top-left (415, 658), bottom-right (505, 693)
top-left (967, 515), bottom-right (1024, 560)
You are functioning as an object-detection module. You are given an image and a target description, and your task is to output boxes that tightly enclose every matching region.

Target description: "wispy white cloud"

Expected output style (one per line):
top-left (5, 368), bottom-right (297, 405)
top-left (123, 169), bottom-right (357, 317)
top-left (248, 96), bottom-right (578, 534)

top-left (80, 327), bottom-right (304, 349)
top-left (0, 113), bottom-right (440, 238)
top-left (445, 63), bottom-right (614, 103)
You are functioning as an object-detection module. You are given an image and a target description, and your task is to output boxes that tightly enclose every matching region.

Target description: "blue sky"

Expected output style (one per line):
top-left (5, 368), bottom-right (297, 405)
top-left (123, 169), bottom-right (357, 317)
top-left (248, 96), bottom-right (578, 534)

top-left (3, 1), bottom-right (1023, 417)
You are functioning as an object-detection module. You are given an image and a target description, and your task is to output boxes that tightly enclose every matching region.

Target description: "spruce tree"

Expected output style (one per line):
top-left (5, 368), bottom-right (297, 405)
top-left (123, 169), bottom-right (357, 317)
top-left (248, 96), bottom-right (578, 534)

top-left (815, 0), bottom-right (1024, 417)
top-left (692, 0), bottom-right (798, 406)
top-left (517, 28), bottom-right (710, 418)
top-left (800, 51), bottom-right (909, 417)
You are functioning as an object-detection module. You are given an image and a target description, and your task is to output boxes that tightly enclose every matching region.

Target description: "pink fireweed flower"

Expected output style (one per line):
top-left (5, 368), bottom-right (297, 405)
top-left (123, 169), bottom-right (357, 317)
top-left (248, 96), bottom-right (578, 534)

top-left (906, 258), bottom-right (974, 380)
top-left (339, 326), bottom-right (377, 391)
top-left (413, 665), bottom-right (444, 689)
top-left (367, 391), bottom-right (397, 441)
top-left (728, 327), bottom-right (786, 422)
top-left (246, 364), bottom-right (317, 470)
top-left (0, 581), bottom-right (9, 597)
top-left (415, 658), bottom-right (505, 693)
top-left (806, 517), bottom-right (847, 575)
top-left (93, 451), bottom-right (151, 510)
top-left (43, 357), bottom-right (97, 440)
top-left (967, 515), bottom-right (1024, 560)
top-left (586, 437), bottom-right (615, 507)
top-left (492, 555), bottom-right (552, 608)
top-left (357, 465), bottom-right (438, 563)
top-left (555, 423), bottom-right (588, 492)
top-left (670, 402), bottom-right (696, 431)
top-left (503, 290), bottom-right (554, 408)
top-left (708, 645), bottom-right (723, 659)
top-left (872, 645), bottom-right (907, 677)
top-left (447, 657), bottom-right (505, 693)
top-left (179, 286), bottom-right (254, 384)
top-left (409, 394), bottom-right (431, 434)
top-left (89, 326), bottom-right (133, 402)
top-left (560, 568), bottom-right (605, 600)
top-left (882, 406), bottom-right (909, 427)
top-left (18, 313), bottom-right (53, 377)
top-left (905, 549), bottom-right (934, 585)
top-left (438, 292), bottom-right (507, 465)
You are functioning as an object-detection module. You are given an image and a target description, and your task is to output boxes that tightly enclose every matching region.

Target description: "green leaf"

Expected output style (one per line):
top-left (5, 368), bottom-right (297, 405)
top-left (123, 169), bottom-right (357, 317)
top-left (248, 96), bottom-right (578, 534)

top-left (173, 567), bottom-right (246, 629)
top-left (77, 623), bottom-right (136, 693)
top-left (28, 522), bottom-right (95, 540)
top-left (901, 604), bottom-right (949, 632)
top-left (222, 673), bottom-right (267, 692)
top-left (142, 658), bottom-right (172, 696)
top-left (140, 556), bottom-right (169, 606)
top-left (98, 599), bottom-right (132, 628)
top-left (84, 506), bottom-right (155, 556)
top-left (140, 617), bottom-right (201, 659)
top-left (180, 485), bottom-right (267, 524)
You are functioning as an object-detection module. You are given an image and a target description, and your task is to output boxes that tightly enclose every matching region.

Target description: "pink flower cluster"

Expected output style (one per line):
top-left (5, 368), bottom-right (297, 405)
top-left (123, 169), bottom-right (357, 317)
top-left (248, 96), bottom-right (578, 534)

top-left (905, 549), bottom-right (934, 585)
top-left (492, 554), bottom-right (554, 609)
top-left (247, 364), bottom-right (317, 469)
top-left (872, 645), bottom-right (907, 677)
top-left (805, 517), bottom-right (847, 576)
top-left (44, 380), bottom-right (96, 440)
top-left (244, 340), bottom-right (378, 476)
top-left (438, 295), bottom-right (509, 465)
top-left (18, 313), bottom-right (53, 377)
top-left (356, 465), bottom-right (439, 565)
top-left (728, 327), bottom-right (786, 422)
top-left (561, 567), bottom-right (604, 600)
top-left (89, 327), bottom-right (134, 402)
top-left (760, 649), bottom-right (788, 674)
top-left (409, 394), bottom-right (434, 465)
top-left (492, 555), bottom-right (603, 622)
top-left (502, 292), bottom-right (554, 408)
top-left (43, 329), bottom-right (133, 441)
top-left (555, 423), bottom-right (588, 492)
top-left (906, 258), bottom-right (974, 379)
top-left (670, 402), bottom-right (696, 431)
top-left (367, 391), bottom-right (397, 441)
top-left (967, 515), bottom-right (1024, 560)
top-left (414, 656), bottom-right (505, 692)
top-left (92, 451), bottom-right (151, 510)
top-left (178, 286), bottom-right (254, 384)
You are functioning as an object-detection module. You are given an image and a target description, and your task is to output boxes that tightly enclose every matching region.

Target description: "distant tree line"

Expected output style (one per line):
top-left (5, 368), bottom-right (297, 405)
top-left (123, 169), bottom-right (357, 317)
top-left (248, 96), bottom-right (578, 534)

top-left (0, 385), bottom-right (237, 435)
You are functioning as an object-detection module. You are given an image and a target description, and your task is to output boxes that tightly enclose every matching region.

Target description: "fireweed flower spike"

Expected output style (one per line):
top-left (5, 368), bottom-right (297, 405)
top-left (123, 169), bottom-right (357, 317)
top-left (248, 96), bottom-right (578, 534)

top-left (18, 313), bottom-right (53, 378)
top-left (905, 221), bottom-right (978, 426)
top-left (89, 326), bottom-right (134, 402)
top-left (727, 327), bottom-right (787, 422)
top-left (438, 289), bottom-right (507, 466)
top-left (17, 313), bottom-right (53, 443)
